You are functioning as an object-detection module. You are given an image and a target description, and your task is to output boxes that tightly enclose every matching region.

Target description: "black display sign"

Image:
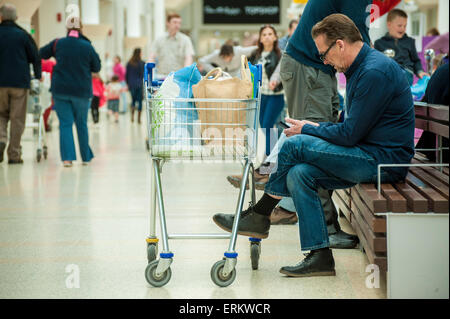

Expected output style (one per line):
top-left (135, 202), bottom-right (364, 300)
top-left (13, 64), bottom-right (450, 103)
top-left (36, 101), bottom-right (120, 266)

top-left (203, 0), bottom-right (280, 24)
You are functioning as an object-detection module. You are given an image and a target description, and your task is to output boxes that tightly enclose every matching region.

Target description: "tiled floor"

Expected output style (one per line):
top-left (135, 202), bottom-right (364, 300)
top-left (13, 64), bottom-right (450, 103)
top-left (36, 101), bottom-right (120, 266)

top-left (0, 112), bottom-right (386, 298)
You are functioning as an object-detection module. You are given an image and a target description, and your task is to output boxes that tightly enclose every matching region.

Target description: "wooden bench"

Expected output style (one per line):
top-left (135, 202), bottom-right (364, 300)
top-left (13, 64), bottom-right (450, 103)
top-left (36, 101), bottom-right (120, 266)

top-left (332, 102), bottom-right (449, 298)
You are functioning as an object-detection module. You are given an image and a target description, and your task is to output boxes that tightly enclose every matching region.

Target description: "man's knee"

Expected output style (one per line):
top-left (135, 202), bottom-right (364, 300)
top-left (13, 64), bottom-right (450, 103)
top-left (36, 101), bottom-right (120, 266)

top-left (286, 164), bottom-right (317, 192)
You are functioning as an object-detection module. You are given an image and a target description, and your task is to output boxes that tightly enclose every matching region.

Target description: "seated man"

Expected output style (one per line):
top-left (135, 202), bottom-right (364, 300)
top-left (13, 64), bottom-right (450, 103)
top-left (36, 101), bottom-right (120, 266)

top-left (213, 13), bottom-right (415, 277)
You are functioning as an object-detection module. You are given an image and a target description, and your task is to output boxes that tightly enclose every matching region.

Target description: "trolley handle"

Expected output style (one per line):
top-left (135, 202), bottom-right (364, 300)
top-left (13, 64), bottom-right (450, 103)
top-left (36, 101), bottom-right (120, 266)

top-left (144, 63), bottom-right (164, 87)
top-left (257, 64), bottom-right (263, 85)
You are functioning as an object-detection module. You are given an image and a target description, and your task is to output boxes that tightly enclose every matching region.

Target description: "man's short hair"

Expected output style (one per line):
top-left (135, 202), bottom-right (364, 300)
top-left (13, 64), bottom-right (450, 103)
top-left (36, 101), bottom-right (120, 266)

top-left (387, 8), bottom-right (408, 22)
top-left (0, 3), bottom-right (17, 21)
top-left (289, 19), bottom-right (299, 30)
top-left (311, 13), bottom-right (363, 45)
top-left (219, 44), bottom-right (234, 57)
top-left (167, 13), bottom-right (181, 23)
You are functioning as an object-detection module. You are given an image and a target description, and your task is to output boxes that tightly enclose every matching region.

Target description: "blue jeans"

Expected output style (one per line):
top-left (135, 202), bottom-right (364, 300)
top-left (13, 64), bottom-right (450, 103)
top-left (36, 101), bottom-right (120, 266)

top-left (260, 94), bottom-right (285, 156)
top-left (53, 94), bottom-right (94, 162)
top-left (264, 134), bottom-right (389, 251)
top-left (129, 86), bottom-right (143, 111)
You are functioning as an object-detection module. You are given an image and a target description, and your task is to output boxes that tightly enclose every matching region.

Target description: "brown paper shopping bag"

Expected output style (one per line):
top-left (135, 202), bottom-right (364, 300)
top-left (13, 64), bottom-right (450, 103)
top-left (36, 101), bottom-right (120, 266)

top-left (192, 55), bottom-right (253, 144)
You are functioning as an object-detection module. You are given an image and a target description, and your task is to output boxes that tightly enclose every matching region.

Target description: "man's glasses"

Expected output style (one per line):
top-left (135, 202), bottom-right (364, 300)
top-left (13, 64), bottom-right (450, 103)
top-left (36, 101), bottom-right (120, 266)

top-left (319, 40), bottom-right (337, 62)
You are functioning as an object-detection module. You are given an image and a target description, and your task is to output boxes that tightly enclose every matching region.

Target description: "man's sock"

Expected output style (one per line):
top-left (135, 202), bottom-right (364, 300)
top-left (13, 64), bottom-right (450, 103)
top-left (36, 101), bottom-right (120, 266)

top-left (252, 193), bottom-right (281, 216)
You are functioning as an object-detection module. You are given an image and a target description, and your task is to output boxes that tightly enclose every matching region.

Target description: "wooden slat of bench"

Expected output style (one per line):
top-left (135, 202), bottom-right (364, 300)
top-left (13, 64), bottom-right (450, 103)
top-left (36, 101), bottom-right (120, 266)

top-left (351, 200), bottom-right (387, 253)
top-left (348, 210), bottom-right (387, 272)
top-left (429, 122), bottom-right (449, 139)
top-left (428, 106), bottom-right (449, 122)
top-left (332, 191), bottom-right (352, 224)
top-left (405, 173), bottom-right (448, 213)
top-left (413, 155), bottom-right (449, 176)
top-left (351, 187), bottom-right (386, 233)
top-left (411, 159), bottom-right (449, 186)
top-left (392, 182), bottom-right (428, 213)
top-left (380, 184), bottom-right (408, 212)
top-left (415, 118), bottom-right (428, 130)
top-left (335, 189), bottom-right (351, 208)
top-left (414, 105), bottom-right (428, 117)
top-left (355, 184), bottom-right (387, 212)
top-left (410, 167), bottom-right (449, 199)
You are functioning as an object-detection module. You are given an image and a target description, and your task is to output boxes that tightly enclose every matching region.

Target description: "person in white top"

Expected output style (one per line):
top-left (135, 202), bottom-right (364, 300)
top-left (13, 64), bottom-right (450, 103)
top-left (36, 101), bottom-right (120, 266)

top-left (148, 13), bottom-right (195, 78)
top-left (199, 43), bottom-right (257, 78)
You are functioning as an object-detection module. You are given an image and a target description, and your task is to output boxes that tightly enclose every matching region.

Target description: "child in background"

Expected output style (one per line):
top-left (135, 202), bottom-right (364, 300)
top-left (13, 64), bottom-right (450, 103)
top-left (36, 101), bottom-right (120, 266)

top-left (106, 75), bottom-right (122, 123)
top-left (91, 73), bottom-right (105, 124)
top-left (374, 8), bottom-right (428, 85)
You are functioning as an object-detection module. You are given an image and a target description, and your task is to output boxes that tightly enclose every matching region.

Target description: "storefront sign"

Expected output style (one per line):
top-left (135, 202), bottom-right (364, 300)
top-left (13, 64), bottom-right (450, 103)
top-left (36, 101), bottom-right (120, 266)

top-left (203, 0), bottom-right (280, 24)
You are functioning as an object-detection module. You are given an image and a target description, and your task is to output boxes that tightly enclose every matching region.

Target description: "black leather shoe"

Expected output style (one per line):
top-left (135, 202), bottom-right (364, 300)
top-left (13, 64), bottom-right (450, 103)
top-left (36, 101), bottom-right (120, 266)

top-left (280, 249), bottom-right (336, 277)
top-left (0, 142), bottom-right (5, 163)
top-left (213, 207), bottom-right (270, 239)
top-left (329, 230), bottom-right (359, 249)
top-left (8, 158), bottom-right (24, 164)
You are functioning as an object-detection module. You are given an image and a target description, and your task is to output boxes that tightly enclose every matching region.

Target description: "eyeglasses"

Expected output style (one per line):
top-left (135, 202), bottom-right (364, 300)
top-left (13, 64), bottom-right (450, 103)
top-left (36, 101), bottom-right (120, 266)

top-left (319, 40), bottom-right (337, 62)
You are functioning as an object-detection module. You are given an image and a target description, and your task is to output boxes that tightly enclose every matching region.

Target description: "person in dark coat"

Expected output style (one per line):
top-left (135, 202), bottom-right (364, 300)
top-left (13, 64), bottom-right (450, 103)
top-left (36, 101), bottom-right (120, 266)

top-left (0, 4), bottom-right (41, 164)
top-left (39, 16), bottom-right (101, 167)
top-left (126, 48), bottom-right (145, 124)
top-left (415, 63), bottom-right (449, 163)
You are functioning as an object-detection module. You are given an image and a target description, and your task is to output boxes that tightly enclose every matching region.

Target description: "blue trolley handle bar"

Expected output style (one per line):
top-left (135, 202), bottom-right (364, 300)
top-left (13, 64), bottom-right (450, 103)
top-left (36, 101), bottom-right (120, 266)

top-left (257, 64), bottom-right (263, 85)
top-left (144, 63), bottom-right (164, 87)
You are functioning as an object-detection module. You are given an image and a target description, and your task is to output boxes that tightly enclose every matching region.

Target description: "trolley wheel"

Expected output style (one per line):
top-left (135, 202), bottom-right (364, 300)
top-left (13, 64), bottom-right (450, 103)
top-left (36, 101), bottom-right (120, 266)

top-left (147, 243), bottom-right (158, 263)
top-left (36, 149), bottom-right (42, 162)
top-left (210, 259), bottom-right (236, 287)
top-left (43, 146), bottom-right (48, 159)
top-left (250, 242), bottom-right (261, 270)
top-left (145, 260), bottom-right (172, 287)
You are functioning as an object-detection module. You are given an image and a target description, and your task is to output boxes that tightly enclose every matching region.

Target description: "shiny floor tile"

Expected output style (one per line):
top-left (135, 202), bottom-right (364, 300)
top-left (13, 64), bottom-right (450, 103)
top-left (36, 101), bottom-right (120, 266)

top-left (0, 112), bottom-right (386, 299)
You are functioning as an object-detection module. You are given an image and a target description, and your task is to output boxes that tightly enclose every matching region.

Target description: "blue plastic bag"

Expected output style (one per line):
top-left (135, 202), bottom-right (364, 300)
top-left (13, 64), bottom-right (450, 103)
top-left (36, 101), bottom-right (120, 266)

top-left (247, 61), bottom-right (259, 98)
top-left (411, 75), bottom-right (430, 101)
top-left (155, 63), bottom-right (202, 146)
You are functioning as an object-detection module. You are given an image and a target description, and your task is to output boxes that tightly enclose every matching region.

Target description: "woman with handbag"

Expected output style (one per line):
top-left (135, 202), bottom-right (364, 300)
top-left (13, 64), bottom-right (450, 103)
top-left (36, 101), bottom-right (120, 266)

top-left (249, 25), bottom-right (285, 159)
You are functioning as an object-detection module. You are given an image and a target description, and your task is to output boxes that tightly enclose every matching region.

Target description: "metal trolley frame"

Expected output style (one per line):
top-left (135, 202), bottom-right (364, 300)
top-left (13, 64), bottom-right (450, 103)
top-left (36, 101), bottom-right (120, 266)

top-left (24, 79), bottom-right (48, 162)
top-left (143, 63), bottom-right (262, 287)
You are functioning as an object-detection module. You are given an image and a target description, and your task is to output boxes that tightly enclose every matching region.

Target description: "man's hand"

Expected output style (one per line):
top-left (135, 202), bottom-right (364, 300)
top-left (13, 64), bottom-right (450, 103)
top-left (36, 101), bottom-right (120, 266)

top-left (284, 118), bottom-right (319, 137)
top-left (418, 71), bottom-right (429, 79)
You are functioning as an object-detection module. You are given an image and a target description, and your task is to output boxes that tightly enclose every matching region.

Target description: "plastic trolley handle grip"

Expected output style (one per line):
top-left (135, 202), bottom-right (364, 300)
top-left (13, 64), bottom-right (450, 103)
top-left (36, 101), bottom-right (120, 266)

top-left (257, 64), bottom-right (263, 85)
top-left (144, 63), bottom-right (164, 87)
top-left (144, 62), bottom-right (155, 87)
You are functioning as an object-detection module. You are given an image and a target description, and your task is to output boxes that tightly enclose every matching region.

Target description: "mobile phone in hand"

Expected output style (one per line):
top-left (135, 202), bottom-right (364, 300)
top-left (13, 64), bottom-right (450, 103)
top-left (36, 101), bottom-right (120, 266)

top-left (279, 121), bottom-right (290, 129)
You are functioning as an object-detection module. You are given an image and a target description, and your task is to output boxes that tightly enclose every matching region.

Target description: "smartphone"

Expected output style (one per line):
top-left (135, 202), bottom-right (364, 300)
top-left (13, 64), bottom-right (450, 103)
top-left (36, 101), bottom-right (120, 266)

top-left (279, 121), bottom-right (290, 129)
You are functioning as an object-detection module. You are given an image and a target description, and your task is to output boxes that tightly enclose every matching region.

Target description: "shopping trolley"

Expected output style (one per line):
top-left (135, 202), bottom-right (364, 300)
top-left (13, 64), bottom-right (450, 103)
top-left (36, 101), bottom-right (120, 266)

top-left (24, 78), bottom-right (48, 162)
top-left (143, 62), bottom-right (263, 287)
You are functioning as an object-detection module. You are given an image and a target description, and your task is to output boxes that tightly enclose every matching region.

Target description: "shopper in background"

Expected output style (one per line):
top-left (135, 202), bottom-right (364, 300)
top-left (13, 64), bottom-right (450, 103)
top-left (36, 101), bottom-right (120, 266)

top-left (0, 3), bottom-right (41, 164)
top-left (199, 42), bottom-right (257, 78)
top-left (91, 73), bottom-right (105, 125)
top-left (104, 52), bottom-right (114, 82)
top-left (113, 55), bottom-right (128, 113)
top-left (126, 48), bottom-right (145, 124)
top-left (278, 19), bottom-right (299, 51)
top-left (39, 16), bottom-right (101, 167)
top-left (105, 75), bottom-right (122, 123)
top-left (148, 13), bottom-right (195, 78)
top-left (41, 58), bottom-right (56, 132)
top-left (249, 25), bottom-right (285, 161)
top-left (374, 9), bottom-right (428, 85)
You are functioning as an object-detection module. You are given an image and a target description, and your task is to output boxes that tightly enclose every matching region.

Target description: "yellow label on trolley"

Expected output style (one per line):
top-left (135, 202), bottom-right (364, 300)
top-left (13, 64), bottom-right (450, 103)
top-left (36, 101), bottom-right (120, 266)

top-left (146, 238), bottom-right (159, 244)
